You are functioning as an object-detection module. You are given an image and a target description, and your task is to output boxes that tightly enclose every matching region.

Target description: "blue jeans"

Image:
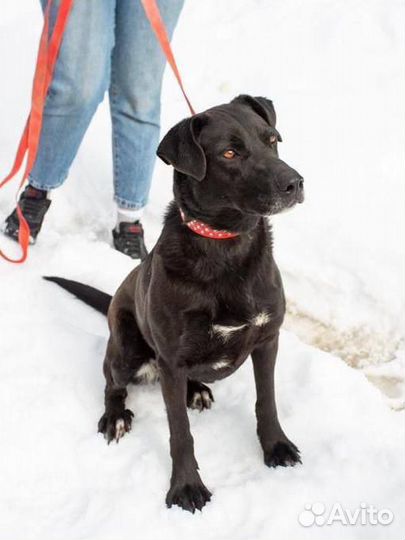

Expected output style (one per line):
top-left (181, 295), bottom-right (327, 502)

top-left (30, 0), bottom-right (184, 209)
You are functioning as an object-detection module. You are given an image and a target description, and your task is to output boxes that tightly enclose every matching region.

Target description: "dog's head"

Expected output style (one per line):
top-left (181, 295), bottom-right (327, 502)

top-left (157, 95), bottom-right (304, 218)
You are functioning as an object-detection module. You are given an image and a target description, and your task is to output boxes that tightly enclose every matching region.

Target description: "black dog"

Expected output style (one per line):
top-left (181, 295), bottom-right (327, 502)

top-left (46, 95), bottom-right (304, 513)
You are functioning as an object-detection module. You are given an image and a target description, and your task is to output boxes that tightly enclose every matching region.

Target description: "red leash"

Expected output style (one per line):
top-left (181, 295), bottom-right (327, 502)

top-left (140, 0), bottom-right (195, 116)
top-left (0, 0), bottom-right (74, 263)
top-left (0, 0), bottom-right (194, 264)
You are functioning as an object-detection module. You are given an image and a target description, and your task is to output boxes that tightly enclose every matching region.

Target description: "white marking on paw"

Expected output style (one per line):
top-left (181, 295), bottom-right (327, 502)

top-left (136, 360), bottom-right (159, 384)
top-left (212, 358), bottom-right (229, 370)
top-left (115, 419), bottom-right (126, 440)
top-left (212, 323), bottom-right (247, 341)
top-left (191, 393), bottom-right (202, 409)
top-left (252, 312), bottom-right (271, 327)
top-left (191, 390), bottom-right (213, 410)
top-left (201, 390), bottom-right (212, 408)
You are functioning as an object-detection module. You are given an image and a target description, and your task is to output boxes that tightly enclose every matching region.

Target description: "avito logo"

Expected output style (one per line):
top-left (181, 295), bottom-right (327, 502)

top-left (298, 502), bottom-right (394, 527)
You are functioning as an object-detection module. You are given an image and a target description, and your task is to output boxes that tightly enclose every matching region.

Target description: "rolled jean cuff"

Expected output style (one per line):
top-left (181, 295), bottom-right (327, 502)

top-left (114, 195), bottom-right (148, 210)
top-left (28, 174), bottom-right (66, 191)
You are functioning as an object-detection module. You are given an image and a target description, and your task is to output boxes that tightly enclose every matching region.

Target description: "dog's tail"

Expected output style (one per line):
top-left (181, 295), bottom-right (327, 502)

top-left (43, 276), bottom-right (112, 315)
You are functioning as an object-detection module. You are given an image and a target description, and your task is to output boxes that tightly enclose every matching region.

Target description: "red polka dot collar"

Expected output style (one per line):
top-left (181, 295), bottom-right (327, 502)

top-left (179, 209), bottom-right (240, 240)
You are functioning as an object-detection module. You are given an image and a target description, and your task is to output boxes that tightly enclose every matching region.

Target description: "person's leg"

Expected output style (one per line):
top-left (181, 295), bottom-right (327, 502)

top-left (29, 0), bottom-right (116, 191)
top-left (109, 0), bottom-right (185, 213)
top-left (4, 0), bottom-right (116, 243)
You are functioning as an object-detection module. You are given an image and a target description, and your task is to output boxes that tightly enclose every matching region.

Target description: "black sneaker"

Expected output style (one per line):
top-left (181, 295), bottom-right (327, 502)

top-left (3, 185), bottom-right (51, 244)
top-left (112, 221), bottom-right (148, 260)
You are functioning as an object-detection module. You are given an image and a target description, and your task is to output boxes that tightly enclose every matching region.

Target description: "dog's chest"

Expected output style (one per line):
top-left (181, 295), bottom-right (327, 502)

top-left (210, 310), bottom-right (271, 343)
top-left (186, 304), bottom-right (276, 382)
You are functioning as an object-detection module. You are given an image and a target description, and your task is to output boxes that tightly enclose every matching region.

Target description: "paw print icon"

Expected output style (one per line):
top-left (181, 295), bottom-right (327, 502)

top-left (298, 502), bottom-right (326, 527)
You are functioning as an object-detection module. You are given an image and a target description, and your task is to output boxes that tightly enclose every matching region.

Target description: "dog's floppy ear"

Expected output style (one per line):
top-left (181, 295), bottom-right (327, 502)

top-left (232, 95), bottom-right (282, 141)
top-left (157, 115), bottom-right (207, 181)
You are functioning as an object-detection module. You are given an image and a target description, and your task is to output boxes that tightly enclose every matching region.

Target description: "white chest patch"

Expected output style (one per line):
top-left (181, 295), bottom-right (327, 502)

top-left (212, 358), bottom-right (230, 370)
top-left (211, 312), bottom-right (271, 340)
top-left (212, 323), bottom-right (247, 341)
top-left (252, 311), bottom-right (271, 327)
top-left (135, 360), bottom-right (159, 383)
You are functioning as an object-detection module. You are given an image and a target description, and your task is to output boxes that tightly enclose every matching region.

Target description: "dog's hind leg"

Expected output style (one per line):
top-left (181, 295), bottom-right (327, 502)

top-left (187, 380), bottom-right (214, 411)
top-left (98, 308), bottom-right (154, 443)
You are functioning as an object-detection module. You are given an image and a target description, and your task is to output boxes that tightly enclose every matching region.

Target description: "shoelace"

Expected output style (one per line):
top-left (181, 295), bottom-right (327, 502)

top-left (120, 231), bottom-right (143, 247)
top-left (20, 197), bottom-right (48, 222)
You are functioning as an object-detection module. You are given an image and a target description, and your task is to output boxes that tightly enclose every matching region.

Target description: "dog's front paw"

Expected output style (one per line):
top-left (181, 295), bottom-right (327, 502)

top-left (187, 381), bottom-right (214, 411)
top-left (98, 409), bottom-right (134, 444)
top-left (264, 440), bottom-right (301, 468)
top-left (166, 480), bottom-right (212, 513)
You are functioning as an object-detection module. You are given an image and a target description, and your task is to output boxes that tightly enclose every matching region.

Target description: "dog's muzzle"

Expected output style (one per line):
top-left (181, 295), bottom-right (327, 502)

top-left (277, 175), bottom-right (304, 204)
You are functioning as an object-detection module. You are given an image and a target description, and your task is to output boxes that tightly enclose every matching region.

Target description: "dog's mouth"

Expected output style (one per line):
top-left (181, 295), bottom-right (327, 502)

top-left (268, 200), bottom-right (298, 216)
top-left (272, 192), bottom-right (304, 215)
top-left (247, 189), bottom-right (304, 217)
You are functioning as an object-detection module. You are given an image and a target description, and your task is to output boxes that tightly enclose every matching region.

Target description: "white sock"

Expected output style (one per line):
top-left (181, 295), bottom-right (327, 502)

top-left (116, 206), bottom-right (144, 230)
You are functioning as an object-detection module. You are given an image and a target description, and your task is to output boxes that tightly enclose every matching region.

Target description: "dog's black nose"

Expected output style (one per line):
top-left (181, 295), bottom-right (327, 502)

top-left (279, 176), bottom-right (304, 195)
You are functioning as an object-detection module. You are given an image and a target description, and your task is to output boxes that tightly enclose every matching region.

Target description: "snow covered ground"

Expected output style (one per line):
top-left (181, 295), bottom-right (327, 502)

top-left (0, 0), bottom-right (404, 539)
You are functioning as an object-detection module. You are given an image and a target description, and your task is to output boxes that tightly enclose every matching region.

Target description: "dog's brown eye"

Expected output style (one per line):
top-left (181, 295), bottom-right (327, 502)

top-left (270, 135), bottom-right (277, 144)
top-left (223, 150), bottom-right (236, 159)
